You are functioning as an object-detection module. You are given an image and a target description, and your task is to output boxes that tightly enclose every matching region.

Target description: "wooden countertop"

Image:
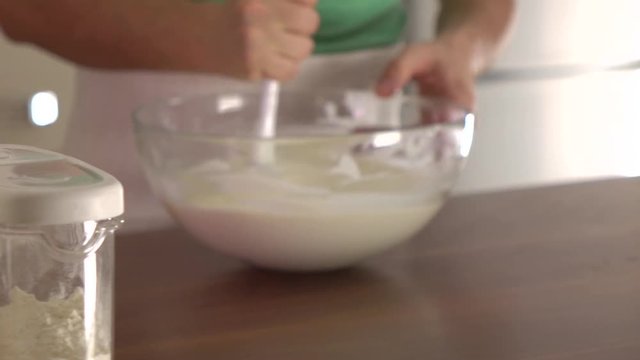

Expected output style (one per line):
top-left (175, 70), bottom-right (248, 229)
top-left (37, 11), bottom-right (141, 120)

top-left (115, 178), bottom-right (640, 360)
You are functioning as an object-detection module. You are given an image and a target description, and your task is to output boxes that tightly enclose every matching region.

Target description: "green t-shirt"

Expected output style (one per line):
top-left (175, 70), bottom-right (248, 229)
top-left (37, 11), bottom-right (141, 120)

top-left (202, 0), bottom-right (407, 54)
top-left (314, 0), bottom-right (407, 54)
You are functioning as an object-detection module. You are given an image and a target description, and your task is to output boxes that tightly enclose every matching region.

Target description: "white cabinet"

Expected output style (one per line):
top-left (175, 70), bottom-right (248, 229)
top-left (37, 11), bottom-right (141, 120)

top-left (496, 0), bottom-right (640, 70)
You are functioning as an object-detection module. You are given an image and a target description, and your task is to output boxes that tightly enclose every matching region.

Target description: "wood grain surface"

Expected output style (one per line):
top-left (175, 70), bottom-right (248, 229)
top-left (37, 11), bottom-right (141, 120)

top-left (115, 178), bottom-right (640, 360)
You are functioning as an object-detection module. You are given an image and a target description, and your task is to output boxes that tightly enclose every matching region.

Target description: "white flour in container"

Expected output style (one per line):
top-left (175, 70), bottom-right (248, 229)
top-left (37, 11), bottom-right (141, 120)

top-left (0, 287), bottom-right (110, 360)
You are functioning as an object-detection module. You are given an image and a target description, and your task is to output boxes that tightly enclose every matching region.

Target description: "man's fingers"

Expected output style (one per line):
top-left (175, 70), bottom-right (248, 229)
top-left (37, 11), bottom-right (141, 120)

top-left (287, 0), bottom-right (318, 6)
top-left (275, 32), bottom-right (314, 61)
top-left (419, 72), bottom-right (475, 110)
top-left (274, 0), bottom-right (320, 35)
top-left (261, 54), bottom-right (300, 81)
top-left (376, 46), bottom-right (436, 97)
top-left (376, 43), bottom-right (476, 109)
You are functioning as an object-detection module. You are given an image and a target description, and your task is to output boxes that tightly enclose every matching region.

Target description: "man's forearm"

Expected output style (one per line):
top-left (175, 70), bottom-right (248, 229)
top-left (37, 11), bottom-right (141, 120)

top-left (0, 1), bottom-right (232, 72)
top-left (437, 0), bottom-right (515, 73)
top-left (0, 1), bottom-right (155, 68)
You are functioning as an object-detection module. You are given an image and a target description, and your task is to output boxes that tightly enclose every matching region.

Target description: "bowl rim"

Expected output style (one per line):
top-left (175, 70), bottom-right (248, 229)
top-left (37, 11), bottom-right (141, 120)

top-left (132, 89), bottom-right (473, 140)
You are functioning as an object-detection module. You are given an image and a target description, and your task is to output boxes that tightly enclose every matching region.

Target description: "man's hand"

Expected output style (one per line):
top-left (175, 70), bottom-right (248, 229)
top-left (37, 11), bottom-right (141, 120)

top-left (376, 0), bottom-right (514, 110)
top-left (220, 0), bottom-right (320, 80)
top-left (376, 37), bottom-right (476, 109)
top-left (0, 0), bottom-right (320, 81)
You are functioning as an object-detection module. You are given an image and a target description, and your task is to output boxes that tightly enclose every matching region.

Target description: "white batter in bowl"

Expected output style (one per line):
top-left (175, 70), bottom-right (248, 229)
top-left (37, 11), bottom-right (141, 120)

top-left (134, 90), bottom-right (474, 271)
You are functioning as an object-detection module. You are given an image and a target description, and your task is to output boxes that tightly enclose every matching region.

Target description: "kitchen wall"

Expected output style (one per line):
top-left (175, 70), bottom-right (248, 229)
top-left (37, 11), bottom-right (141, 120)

top-left (0, 34), bottom-right (74, 150)
top-left (2, 0), bottom-right (640, 193)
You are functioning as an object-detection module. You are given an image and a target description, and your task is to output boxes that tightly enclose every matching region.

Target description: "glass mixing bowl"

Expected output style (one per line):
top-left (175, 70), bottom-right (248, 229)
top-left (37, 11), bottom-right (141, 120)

top-left (133, 89), bottom-right (474, 271)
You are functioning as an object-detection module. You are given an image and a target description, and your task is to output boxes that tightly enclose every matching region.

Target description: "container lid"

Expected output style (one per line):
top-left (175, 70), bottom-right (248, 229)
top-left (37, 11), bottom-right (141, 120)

top-left (0, 145), bottom-right (124, 225)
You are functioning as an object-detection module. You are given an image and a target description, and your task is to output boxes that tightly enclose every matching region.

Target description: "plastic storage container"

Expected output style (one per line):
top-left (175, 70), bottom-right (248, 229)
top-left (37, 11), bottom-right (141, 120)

top-left (0, 145), bottom-right (124, 360)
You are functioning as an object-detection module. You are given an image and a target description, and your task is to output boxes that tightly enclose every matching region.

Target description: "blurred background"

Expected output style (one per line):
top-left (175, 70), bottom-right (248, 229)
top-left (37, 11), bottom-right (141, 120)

top-left (1, 0), bottom-right (639, 194)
